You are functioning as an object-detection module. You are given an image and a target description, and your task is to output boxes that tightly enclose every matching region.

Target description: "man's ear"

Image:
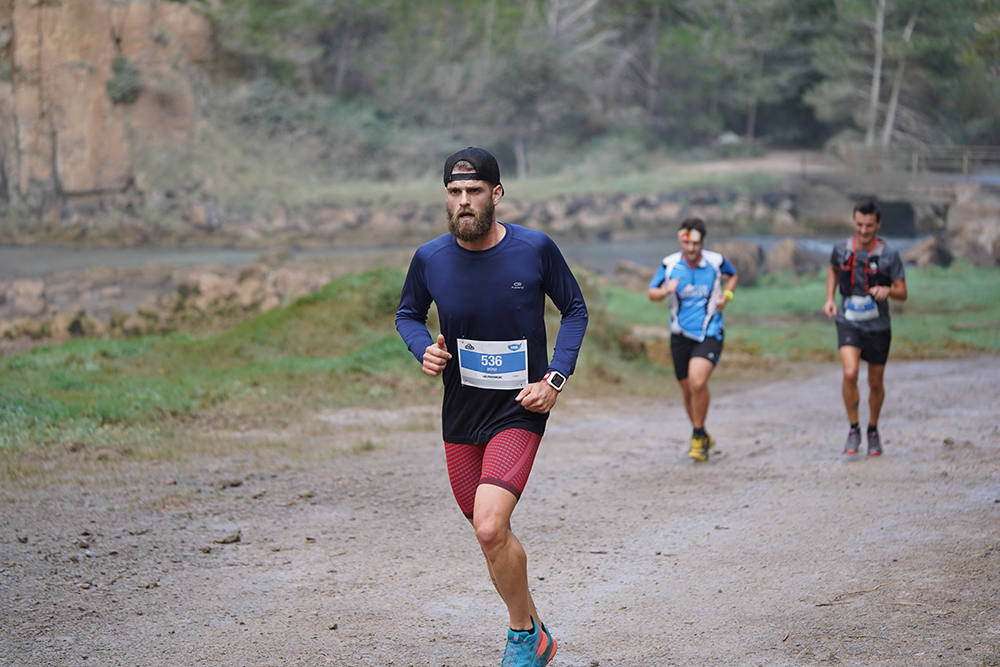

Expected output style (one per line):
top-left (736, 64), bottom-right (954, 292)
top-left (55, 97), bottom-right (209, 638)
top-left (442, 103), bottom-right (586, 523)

top-left (492, 184), bottom-right (504, 203)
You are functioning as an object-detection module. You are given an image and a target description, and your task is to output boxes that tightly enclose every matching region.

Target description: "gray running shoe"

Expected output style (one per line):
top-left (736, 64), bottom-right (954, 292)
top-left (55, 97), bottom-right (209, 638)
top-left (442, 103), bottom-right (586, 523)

top-left (843, 427), bottom-right (861, 455)
top-left (867, 429), bottom-right (882, 456)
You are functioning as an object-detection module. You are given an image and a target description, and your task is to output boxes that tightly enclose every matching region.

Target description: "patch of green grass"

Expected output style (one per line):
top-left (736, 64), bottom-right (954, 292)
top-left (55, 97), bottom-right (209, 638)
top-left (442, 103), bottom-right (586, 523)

top-left (0, 268), bottom-right (414, 454)
top-left (2, 261), bottom-right (996, 462)
top-left (599, 260), bottom-right (1000, 360)
top-left (890, 262), bottom-right (1000, 354)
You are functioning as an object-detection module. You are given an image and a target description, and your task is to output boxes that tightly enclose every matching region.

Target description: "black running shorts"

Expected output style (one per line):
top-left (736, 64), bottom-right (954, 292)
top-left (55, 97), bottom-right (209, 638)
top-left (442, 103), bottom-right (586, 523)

top-left (836, 323), bottom-right (891, 365)
top-left (670, 333), bottom-right (723, 381)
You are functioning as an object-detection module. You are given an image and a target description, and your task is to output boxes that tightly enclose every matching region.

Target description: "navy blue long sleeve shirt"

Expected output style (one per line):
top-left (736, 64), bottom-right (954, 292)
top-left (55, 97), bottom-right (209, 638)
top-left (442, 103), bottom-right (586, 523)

top-left (395, 223), bottom-right (588, 444)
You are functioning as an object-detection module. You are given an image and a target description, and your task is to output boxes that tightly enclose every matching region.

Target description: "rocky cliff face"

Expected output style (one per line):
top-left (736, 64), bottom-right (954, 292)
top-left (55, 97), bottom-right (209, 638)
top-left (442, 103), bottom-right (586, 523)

top-left (0, 0), bottom-right (212, 226)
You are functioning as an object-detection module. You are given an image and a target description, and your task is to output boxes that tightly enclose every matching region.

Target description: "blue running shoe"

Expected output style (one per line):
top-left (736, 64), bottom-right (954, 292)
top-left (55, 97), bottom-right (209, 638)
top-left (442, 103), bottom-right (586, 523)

top-left (501, 618), bottom-right (556, 666)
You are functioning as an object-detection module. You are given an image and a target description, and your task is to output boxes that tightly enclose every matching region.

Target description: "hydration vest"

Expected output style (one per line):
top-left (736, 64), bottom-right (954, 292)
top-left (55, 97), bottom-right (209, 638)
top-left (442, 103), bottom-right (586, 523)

top-left (838, 236), bottom-right (891, 296)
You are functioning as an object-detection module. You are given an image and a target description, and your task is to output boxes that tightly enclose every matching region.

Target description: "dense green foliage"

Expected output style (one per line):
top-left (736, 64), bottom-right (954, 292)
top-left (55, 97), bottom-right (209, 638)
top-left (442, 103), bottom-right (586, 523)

top-left (191, 0), bottom-right (1000, 184)
top-left (2, 262), bottom-right (997, 457)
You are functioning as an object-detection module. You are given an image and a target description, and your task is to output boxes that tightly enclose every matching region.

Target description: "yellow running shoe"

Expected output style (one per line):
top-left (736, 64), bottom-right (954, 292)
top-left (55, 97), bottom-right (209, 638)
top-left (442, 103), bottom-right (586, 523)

top-left (688, 434), bottom-right (710, 462)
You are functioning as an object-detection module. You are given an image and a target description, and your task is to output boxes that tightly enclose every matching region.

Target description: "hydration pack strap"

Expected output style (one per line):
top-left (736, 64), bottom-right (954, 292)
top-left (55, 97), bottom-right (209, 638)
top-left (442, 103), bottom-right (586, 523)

top-left (840, 237), bottom-right (885, 295)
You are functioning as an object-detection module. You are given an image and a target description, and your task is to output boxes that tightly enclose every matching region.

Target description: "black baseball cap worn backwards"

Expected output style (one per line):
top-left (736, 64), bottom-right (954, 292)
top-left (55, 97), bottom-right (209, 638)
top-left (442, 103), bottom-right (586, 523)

top-left (443, 147), bottom-right (501, 187)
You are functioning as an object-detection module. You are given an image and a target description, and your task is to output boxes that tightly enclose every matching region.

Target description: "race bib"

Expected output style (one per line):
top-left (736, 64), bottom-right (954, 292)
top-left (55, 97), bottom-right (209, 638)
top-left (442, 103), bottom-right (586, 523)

top-left (844, 295), bottom-right (878, 322)
top-left (457, 338), bottom-right (528, 390)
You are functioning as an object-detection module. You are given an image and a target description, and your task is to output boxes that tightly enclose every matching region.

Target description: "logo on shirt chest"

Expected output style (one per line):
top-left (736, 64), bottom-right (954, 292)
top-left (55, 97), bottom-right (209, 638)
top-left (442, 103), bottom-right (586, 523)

top-left (678, 284), bottom-right (709, 299)
top-left (511, 281), bottom-right (525, 290)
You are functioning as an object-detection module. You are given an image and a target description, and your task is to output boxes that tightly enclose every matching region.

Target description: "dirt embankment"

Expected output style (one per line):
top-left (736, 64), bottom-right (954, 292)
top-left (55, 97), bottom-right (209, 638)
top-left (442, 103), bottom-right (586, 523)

top-left (2, 355), bottom-right (998, 665)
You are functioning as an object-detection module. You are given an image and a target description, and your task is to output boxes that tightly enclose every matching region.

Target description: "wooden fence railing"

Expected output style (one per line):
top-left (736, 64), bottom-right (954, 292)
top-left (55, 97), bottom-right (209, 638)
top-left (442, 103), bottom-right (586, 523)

top-left (841, 144), bottom-right (1000, 177)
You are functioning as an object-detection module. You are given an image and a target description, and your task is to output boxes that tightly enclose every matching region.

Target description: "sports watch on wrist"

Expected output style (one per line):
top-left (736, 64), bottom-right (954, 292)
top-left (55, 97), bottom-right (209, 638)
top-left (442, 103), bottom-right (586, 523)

top-left (542, 370), bottom-right (567, 392)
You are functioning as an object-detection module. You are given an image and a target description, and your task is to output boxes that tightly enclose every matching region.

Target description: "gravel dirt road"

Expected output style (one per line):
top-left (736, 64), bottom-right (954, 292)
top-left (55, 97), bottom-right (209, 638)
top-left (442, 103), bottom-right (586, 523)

top-left (2, 355), bottom-right (998, 666)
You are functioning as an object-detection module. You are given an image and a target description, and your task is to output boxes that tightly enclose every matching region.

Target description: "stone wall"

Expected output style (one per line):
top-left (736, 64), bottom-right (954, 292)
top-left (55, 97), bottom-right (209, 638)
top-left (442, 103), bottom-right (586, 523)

top-left (0, 260), bottom-right (330, 348)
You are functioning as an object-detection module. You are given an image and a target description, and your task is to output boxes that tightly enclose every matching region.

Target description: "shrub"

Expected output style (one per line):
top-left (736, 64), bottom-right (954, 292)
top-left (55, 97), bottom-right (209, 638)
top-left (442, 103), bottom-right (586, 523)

top-left (106, 54), bottom-right (142, 104)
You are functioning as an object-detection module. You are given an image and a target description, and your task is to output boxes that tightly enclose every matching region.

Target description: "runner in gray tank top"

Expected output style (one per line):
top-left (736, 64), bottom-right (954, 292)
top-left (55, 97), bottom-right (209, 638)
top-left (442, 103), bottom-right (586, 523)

top-left (822, 200), bottom-right (907, 457)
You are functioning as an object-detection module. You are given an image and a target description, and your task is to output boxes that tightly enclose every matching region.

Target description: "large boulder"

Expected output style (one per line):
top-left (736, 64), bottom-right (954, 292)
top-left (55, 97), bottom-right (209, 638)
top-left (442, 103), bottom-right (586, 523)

top-left (9, 278), bottom-right (46, 316)
top-left (946, 187), bottom-right (1000, 266)
top-left (793, 181), bottom-right (856, 232)
top-left (765, 238), bottom-right (823, 276)
top-left (902, 235), bottom-right (952, 267)
top-left (613, 260), bottom-right (656, 292)
top-left (711, 240), bottom-right (763, 286)
top-left (2, 316), bottom-right (46, 340)
top-left (236, 278), bottom-right (266, 310)
top-left (270, 267), bottom-right (313, 301)
top-left (48, 307), bottom-right (107, 341)
top-left (180, 271), bottom-right (239, 313)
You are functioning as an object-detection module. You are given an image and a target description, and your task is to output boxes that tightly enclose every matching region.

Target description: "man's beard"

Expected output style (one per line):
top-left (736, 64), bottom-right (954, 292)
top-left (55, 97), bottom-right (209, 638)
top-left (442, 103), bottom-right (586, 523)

top-left (447, 199), bottom-right (495, 242)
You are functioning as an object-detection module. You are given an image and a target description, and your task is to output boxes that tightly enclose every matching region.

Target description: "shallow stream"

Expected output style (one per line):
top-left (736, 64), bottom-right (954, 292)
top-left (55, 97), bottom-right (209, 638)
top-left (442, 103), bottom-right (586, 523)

top-left (0, 234), bottom-right (926, 281)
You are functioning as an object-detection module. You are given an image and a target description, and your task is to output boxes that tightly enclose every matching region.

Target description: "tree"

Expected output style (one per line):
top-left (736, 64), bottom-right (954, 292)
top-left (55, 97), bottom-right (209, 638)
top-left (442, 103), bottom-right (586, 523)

top-left (489, 0), bottom-right (614, 176)
top-left (204, 0), bottom-right (330, 83)
top-left (806, 0), bottom-right (998, 147)
top-left (599, 0), bottom-right (827, 148)
top-left (702, 0), bottom-right (822, 145)
top-left (194, 0), bottom-right (1000, 176)
top-left (879, 12), bottom-right (916, 146)
top-left (864, 0), bottom-right (886, 145)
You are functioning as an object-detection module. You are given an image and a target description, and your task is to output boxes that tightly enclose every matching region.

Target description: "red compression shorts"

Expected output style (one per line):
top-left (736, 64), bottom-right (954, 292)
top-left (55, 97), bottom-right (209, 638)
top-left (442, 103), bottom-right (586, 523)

top-left (444, 428), bottom-right (543, 518)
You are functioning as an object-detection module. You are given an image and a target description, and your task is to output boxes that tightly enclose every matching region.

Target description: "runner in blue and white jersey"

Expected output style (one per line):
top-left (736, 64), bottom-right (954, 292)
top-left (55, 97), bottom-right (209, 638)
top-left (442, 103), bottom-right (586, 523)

top-left (648, 217), bottom-right (738, 462)
top-left (396, 147), bottom-right (586, 666)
